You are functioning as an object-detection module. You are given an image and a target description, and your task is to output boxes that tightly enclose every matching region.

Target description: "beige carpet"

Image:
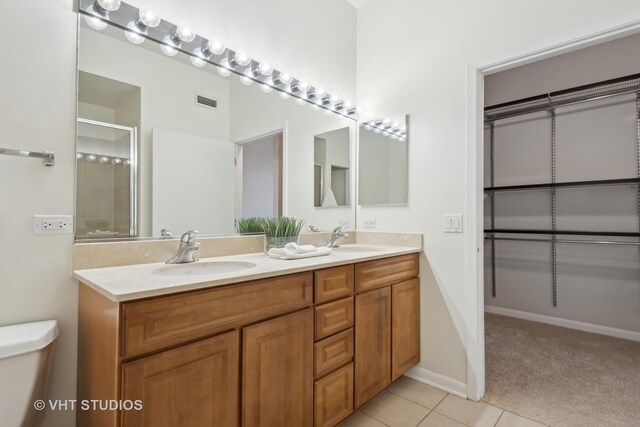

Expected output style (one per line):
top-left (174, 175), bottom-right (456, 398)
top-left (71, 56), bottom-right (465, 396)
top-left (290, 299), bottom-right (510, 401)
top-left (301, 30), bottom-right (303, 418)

top-left (483, 313), bottom-right (640, 427)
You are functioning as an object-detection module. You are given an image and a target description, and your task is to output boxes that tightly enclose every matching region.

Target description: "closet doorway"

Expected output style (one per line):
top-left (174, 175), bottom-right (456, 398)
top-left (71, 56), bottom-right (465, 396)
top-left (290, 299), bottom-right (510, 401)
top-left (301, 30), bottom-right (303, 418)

top-left (481, 33), bottom-right (640, 427)
top-left (235, 131), bottom-right (284, 219)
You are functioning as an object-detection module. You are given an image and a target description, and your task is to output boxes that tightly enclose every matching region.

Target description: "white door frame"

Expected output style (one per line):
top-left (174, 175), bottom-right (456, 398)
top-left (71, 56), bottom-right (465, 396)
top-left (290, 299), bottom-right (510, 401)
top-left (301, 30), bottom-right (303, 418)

top-left (464, 19), bottom-right (640, 401)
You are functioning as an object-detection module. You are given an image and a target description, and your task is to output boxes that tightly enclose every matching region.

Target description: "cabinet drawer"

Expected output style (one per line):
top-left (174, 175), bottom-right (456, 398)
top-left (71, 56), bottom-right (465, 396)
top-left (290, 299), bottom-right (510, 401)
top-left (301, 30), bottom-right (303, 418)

top-left (314, 328), bottom-right (353, 377)
top-left (355, 254), bottom-right (419, 292)
top-left (314, 265), bottom-right (354, 304)
top-left (315, 363), bottom-right (354, 427)
top-left (122, 272), bottom-right (313, 358)
top-left (315, 297), bottom-right (354, 340)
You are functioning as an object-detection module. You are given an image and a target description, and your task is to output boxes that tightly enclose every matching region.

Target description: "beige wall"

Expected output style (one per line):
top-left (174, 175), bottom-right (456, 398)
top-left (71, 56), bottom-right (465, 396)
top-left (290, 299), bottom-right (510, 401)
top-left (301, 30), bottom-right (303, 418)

top-left (0, 1), bottom-right (355, 426)
top-left (356, 0), bottom-right (640, 395)
top-left (0, 2), bottom-right (78, 427)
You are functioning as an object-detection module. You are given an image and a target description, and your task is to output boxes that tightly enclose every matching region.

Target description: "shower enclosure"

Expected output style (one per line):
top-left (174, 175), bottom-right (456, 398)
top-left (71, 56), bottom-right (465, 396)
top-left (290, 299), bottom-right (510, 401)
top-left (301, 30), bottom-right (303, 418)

top-left (76, 118), bottom-right (137, 239)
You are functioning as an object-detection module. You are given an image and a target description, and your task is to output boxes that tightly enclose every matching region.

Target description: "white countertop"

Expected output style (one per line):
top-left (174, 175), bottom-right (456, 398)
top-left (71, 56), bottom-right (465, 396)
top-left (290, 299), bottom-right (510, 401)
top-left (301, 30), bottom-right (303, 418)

top-left (73, 244), bottom-right (421, 302)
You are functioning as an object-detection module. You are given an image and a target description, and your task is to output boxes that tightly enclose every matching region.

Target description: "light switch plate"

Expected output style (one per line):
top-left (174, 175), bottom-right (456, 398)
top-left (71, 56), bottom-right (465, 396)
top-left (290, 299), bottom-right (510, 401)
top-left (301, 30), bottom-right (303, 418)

top-left (34, 215), bottom-right (74, 234)
top-left (443, 214), bottom-right (463, 233)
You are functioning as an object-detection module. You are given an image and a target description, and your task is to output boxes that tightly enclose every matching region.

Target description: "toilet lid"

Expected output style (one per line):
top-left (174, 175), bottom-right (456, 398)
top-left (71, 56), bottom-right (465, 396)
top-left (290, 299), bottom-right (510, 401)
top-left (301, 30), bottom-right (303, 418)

top-left (0, 320), bottom-right (59, 359)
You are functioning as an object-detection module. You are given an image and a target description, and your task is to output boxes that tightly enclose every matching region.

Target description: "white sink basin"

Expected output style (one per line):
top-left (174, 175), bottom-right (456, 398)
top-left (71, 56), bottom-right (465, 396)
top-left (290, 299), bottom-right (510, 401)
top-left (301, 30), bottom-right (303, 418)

top-left (332, 246), bottom-right (386, 253)
top-left (152, 261), bottom-right (257, 276)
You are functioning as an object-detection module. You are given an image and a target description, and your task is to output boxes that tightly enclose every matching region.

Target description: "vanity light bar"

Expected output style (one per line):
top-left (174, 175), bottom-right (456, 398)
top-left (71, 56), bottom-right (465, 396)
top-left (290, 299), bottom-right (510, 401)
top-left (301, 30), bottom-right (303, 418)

top-left (79, 0), bottom-right (360, 120)
top-left (76, 152), bottom-right (131, 166)
top-left (361, 119), bottom-right (407, 141)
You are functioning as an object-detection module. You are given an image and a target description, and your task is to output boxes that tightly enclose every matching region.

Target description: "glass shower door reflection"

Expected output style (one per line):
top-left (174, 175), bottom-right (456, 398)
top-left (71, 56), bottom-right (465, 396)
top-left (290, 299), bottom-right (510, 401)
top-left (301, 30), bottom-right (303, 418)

top-left (76, 119), bottom-right (137, 239)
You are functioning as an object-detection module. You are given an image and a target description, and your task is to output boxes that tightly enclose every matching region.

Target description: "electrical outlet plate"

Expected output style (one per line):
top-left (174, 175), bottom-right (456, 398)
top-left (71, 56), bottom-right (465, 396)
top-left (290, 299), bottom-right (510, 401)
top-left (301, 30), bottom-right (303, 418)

top-left (338, 219), bottom-right (350, 227)
top-left (362, 218), bottom-right (376, 229)
top-left (34, 215), bottom-right (74, 234)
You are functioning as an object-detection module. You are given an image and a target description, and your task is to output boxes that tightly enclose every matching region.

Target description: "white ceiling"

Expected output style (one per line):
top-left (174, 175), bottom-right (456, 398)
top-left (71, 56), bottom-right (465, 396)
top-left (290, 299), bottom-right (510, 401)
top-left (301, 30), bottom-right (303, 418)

top-left (345, 0), bottom-right (375, 9)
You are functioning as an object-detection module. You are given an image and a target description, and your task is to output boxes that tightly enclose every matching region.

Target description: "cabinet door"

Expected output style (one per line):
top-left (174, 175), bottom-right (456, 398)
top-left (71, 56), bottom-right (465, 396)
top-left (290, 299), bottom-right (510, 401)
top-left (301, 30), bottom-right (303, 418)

top-left (121, 330), bottom-right (239, 427)
top-left (392, 278), bottom-right (421, 381)
top-left (355, 287), bottom-right (391, 408)
top-left (242, 309), bottom-right (314, 427)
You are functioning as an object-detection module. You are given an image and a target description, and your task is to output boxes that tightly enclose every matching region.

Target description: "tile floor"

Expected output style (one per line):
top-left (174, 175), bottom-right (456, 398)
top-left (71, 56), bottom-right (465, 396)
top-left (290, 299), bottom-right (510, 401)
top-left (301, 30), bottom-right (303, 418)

top-left (340, 377), bottom-right (548, 427)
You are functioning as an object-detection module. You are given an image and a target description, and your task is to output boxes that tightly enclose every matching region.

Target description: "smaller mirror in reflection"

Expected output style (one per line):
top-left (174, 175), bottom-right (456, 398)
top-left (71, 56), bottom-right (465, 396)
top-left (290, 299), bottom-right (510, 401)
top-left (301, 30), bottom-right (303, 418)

top-left (358, 115), bottom-right (408, 206)
top-left (314, 127), bottom-right (351, 208)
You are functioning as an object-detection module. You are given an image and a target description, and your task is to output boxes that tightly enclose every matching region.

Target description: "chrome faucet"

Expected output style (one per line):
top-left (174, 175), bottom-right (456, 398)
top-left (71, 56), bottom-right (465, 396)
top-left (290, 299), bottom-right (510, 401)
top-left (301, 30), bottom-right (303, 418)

top-left (326, 225), bottom-right (349, 248)
top-left (166, 230), bottom-right (200, 264)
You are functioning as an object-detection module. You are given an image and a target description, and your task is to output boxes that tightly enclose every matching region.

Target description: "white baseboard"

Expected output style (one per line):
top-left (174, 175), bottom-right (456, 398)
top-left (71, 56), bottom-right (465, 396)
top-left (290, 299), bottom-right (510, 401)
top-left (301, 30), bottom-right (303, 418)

top-left (404, 366), bottom-right (467, 399)
top-left (485, 305), bottom-right (640, 342)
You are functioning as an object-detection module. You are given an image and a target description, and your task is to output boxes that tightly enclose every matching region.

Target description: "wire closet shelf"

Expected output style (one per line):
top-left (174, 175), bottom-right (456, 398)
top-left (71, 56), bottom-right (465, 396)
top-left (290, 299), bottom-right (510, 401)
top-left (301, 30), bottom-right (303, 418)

top-left (484, 72), bottom-right (640, 306)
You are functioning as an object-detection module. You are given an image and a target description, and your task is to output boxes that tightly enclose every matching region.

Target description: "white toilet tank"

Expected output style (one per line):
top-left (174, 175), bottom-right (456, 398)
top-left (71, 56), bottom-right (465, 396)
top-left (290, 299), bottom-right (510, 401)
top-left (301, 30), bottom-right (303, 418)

top-left (0, 320), bottom-right (59, 427)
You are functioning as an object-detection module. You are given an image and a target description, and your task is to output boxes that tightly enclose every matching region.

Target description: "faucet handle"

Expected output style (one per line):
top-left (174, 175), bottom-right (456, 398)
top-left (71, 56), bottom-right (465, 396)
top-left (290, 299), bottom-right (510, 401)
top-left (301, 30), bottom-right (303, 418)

top-left (332, 225), bottom-right (347, 233)
top-left (180, 230), bottom-right (199, 243)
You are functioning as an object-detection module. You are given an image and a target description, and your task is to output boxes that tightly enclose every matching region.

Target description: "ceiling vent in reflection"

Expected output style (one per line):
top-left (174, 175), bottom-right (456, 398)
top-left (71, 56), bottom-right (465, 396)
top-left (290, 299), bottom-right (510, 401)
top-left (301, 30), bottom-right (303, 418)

top-left (195, 94), bottom-right (218, 110)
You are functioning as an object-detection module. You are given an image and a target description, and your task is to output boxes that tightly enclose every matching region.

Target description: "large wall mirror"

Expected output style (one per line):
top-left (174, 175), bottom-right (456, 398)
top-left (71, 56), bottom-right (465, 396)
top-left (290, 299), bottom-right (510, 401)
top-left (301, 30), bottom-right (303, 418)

top-left (75, 9), bottom-right (356, 241)
top-left (358, 115), bottom-right (408, 206)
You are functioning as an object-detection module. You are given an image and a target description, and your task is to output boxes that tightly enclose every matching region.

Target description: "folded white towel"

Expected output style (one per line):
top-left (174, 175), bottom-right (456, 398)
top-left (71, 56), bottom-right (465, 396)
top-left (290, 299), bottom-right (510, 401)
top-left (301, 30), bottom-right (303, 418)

top-left (268, 245), bottom-right (332, 260)
top-left (284, 242), bottom-right (318, 253)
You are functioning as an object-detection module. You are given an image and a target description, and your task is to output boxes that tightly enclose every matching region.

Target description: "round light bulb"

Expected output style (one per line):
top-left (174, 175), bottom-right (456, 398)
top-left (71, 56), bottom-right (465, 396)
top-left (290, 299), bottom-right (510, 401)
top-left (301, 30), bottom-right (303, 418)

top-left (176, 24), bottom-right (196, 43)
top-left (139, 6), bottom-right (161, 28)
top-left (76, 153), bottom-right (84, 160)
top-left (190, 48), bottom-right (207, 67)
top-left (233, 51), bottom-right (251, 67)
top-left (123, 159), bottom-right (131, 166)
top-left (298, 81), bottom-right (309, 92)
top-left (257, 62), bottom-right (273, 76)
top-left (240, 68), bottom-right (254, 85)
top-left (373, 127), bottom-right (382, 134)
top-left (97, 0), bottom-right (121, 12)
top-left (99, 156), bottom-right (110, 164)
top-left (279, 90), bottom-right (291, 100)
top-left (207, 40), bottom-right (225, 55)
top-left (160, 35), bottom-right (178, 56)
top-left (87, 154), bottom-right (96, 162)
top-left (217, 58), bottom-right (232, 77)
top-left (295, 97), bottom-right (306, 106)
top-left (330, 94), bottom-right (339, 104)
top-left (84, 14), bottom-right (107, 31)
top-left (363, 124), bottom-right (373, 131)
top-left (190, 56), bottom-right (206, 67)
top-left (314, 87), bottom-right (325, 97)
top-left (125, 22), bottom-right (145, 44)
top-left (112, 157), bottom-right (122, 165)
top-left (260, 77), bottom-right (274, 93)
top-left (278, 72), bottom-right (293, 85)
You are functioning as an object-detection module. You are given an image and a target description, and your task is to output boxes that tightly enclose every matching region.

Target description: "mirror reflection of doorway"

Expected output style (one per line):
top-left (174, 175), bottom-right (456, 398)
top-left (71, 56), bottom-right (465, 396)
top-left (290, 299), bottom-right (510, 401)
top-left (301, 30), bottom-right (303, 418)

top-left (236, 131), bottom-right (283, 219)
top-left (314, 164), bottom-right (323, 206)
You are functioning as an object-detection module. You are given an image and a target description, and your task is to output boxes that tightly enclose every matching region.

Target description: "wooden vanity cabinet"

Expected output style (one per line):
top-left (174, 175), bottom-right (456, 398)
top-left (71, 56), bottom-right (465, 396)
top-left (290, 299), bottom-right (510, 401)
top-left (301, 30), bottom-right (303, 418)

top-left (354, 255), bottom-right (421, 409)
top-left (77, 253), bottom-right (420, 427)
